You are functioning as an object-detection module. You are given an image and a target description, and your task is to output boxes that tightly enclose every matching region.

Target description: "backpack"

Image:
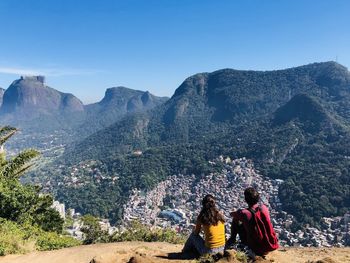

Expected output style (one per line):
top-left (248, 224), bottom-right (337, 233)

top-left (246, 205), bottom-right (279, 255)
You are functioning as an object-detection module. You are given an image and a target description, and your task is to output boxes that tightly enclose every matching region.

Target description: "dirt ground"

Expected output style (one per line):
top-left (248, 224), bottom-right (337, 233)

top-left (0, 242), bottom-right (349, 263)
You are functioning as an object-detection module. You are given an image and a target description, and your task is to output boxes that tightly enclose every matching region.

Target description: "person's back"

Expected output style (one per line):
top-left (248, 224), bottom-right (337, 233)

top-left (201, 220), bottom-right (226, 249)
top-left (231, 203), bottom-right (278, 255)
top-left (183, 194), bottom-right (226, 256)
top-left (229, 187), bottom-right (278, 256)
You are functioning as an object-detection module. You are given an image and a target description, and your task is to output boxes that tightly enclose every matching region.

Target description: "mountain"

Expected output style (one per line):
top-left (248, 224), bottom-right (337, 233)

top-left (0, 76), bottom-right (84, 118)
top-left (66, 61), bottom-right (350, 161)
top-left (0, 76), bottom-right (168, 153)
top-left (27, 62), bottom-right (350, 228)
top-left (164, 61), bottom-right (350, 123)
top-left (273, 94), bottom-right (329, 125)
top-left (79, 86), bottom-right (168, 136)
top-left (95, 86), bottom-right (167, 111)
top-left (0, 76), bottom-right (87, 150)
top-left (0, 77), bottom-right (87, 151)
top-left (87, 86), bottom-right (168, 114)
top-left (272, 93), bottom-right (337, 133)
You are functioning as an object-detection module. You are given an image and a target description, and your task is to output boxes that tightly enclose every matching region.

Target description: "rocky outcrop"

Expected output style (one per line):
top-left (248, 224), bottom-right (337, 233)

top-left (0, 76), bottom-right (84, 118)
top-left (78, 86), bottom-right (167, 136)
top-left (88, 86), bottom-right (168, 114)
top-left (0, 88), bottom-right (5, 107)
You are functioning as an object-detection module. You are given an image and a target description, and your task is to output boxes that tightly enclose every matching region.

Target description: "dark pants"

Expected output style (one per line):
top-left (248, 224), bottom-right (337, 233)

top-left (228, 220), bottom-right (248, 246)
top-left (182, 233), bottom-right (206, 256)
top-left (229, 220), bottom-right (265, 258)
top-left (183, 233), bottom-right (225, 256)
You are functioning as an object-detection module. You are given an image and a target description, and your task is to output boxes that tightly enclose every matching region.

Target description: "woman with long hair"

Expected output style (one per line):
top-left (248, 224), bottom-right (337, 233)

top-left (182, 194), bottom-right (226, 256)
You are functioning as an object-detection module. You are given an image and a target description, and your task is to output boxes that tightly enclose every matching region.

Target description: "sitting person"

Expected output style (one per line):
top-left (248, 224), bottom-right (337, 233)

top-left (182, 194), bottom-right (226, 257)
top-left (228, 187), bottom-right (279, 257)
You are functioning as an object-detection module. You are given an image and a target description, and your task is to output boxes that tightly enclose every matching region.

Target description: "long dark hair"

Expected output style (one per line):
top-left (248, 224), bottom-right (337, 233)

top-left (198, 194), bottom-right (225, 226)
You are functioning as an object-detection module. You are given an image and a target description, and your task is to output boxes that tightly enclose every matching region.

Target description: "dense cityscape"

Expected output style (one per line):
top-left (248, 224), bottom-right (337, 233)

top-left (122, 157), bottom-right (350, 247)
top-left (51, 156), bottom-right (350, 247)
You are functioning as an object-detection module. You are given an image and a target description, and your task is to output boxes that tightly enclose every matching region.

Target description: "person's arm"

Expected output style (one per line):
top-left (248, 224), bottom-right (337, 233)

top-left (193, 217), bottom-right (201, 235)
top-left (262, 204), bottom-right (271, 221)
top-left (230, 209), bottom-right (245, 223)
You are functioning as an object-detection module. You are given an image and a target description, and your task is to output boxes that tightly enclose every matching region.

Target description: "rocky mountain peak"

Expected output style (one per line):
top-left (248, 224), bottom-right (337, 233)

top-left (172, 73), bottom-right (209, 98)
top-left (20, 75), bottom-right (46, 84)
top-left (0, 76), bottom-right (84, 117)
top-left (99, 86), bottom-right (143, 106)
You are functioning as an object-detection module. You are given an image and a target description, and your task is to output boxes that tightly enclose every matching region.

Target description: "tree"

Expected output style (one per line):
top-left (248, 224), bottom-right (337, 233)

top-left (80, 214), bottom-right (109, 244)
top-left (0, 126), bottom-right (64, 232)
top-left (0, 126), bottom-right (39, 178)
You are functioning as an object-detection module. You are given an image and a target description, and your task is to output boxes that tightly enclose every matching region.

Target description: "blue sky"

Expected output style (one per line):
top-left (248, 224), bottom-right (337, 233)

top-left (0, 0), bottom-right (349, 103)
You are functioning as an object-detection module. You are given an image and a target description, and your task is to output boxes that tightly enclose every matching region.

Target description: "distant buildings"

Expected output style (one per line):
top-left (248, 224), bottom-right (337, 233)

top-left (55, 155), bottom-right (350, 247)
top-left (122, 156), bottom-right (350, 247)
top-left (51, 200), bottom-right (65, 219)
top-left (132, 150), bottom-right (143, 156)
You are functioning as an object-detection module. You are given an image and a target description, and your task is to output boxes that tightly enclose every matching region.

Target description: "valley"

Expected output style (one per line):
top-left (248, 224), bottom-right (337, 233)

top-left (1, 62), bottom-right (350, 246)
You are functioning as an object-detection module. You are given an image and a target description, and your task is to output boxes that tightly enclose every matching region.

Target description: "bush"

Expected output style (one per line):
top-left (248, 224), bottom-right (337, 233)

top-left (111, 220), bottom-right (186, 244)
top-left (36, 231), bottom-right (81, 251)
top-left (0, 218), bottom-right (35, 256)
top-left (80, 214), bottom-right (110, 245)
top-left (0, 218), bottom-right (80, 255)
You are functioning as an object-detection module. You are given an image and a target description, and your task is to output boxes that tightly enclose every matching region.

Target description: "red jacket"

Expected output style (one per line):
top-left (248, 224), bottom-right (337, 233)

top-left (231, 204), bottom-right (279, 255)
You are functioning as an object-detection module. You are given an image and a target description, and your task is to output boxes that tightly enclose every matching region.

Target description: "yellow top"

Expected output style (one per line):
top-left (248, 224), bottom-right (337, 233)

top-left (195, 220), bottom-right (226, 248)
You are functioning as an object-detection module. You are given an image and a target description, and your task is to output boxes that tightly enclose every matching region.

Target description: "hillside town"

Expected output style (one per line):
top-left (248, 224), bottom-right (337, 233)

top-left (50, 201), bottom-right (116, 241)
top-left (122, 157), bottom-right (350, 247)
top-left (50, 156), bottom-right (350, 247)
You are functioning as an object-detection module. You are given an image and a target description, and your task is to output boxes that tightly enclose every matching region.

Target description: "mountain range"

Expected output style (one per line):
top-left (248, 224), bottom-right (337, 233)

top-left (2, 61), bottom-right (350, 229)
top-left (65, 61), bottom-right (350, 161)
top-left (0, 76), bottom-right (167, 117)
top-left (0, 75), bottom-right (168, 145)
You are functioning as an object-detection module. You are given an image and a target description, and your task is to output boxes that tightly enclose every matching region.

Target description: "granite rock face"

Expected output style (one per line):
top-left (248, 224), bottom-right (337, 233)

top-left (0, 88), bottom-right (5, 107)
top-left (0, 76), bottom-right (84, 118)
top-left (89, 86), bottom-right (168, 114)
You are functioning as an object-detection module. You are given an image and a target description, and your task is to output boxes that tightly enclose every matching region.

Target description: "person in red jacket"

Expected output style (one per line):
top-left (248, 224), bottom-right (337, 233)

top-left (228, 187), bottom-right (279, 257)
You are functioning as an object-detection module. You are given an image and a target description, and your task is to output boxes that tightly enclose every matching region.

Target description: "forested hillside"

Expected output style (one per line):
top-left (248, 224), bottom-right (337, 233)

top-left (31, 62), bottom-right (350, 227)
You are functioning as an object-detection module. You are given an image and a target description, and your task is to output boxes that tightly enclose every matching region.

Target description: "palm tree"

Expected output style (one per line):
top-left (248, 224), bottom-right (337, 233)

top-left (0, 126), bottom-right (64, 232)
top-left (0, 126), bottom-right (39, 179)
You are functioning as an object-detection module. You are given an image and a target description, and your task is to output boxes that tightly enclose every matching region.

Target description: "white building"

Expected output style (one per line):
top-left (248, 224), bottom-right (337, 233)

top-left (52, 201), bottom-right (66, 219)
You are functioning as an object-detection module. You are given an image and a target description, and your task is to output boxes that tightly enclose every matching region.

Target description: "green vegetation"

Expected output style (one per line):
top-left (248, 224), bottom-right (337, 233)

top-left (197, 254), bottom-right (217, 263)
top-left (0, 218), bottom-right (35, 256)
top-left (80, 214), bottom-right (110, 244)
top-left (0, 126), bottom-right (80, 255)
top-left (111, 220), bottom-right (186, 244)
top-left (27, 62), bottom-right (350, 228)
top-left (234, 251), bottom-right (248, 263)
top-left (79, 216), bottom-right (185, 245)
top-left (196, 250), bottom-right (248, 263)
top-left (36, 230), bottom-right (80, 251)
top-left (0, 218), bottom-right (80, 255)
